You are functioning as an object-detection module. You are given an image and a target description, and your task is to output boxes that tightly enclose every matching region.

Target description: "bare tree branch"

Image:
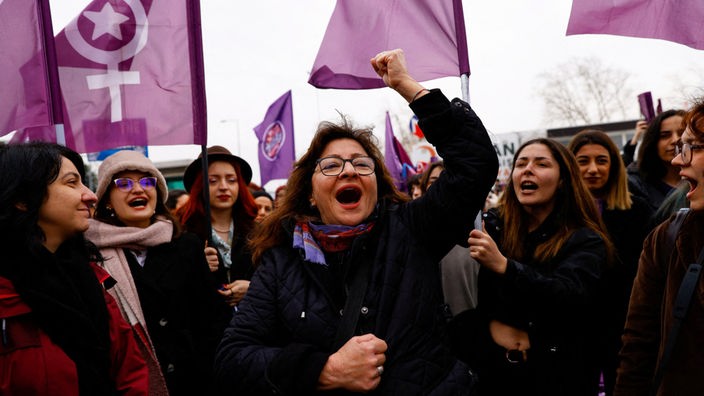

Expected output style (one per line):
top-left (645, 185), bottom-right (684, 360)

top-left (537, 57), bottom-right (633, 127)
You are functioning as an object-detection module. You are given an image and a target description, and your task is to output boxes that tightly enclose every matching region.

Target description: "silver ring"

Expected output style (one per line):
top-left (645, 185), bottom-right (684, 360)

top-left (376, 365), bottom-right (384, 376)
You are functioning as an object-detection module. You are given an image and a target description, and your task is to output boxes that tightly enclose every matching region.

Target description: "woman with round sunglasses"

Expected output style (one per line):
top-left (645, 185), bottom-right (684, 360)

top-left (86, 150), bottom-right (221, 396)
top-left (616, 100), bottom-right (704, 395)
top-left (468, 138), bottom-right (612, 395)
top-left (0, 142), bottom-right (148, 395)
top-left (214, 49), bottom-right (498, 395)
top-left (567, 130), bottom-right (653, 395)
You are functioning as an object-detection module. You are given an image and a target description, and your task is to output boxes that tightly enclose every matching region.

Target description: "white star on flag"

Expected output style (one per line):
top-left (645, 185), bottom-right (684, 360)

top-left (83, 3), bottom-right (130, 41)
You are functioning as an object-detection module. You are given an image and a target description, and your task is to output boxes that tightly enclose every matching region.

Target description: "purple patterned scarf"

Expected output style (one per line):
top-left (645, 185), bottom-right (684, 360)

top-left (293, 221), bottom-right (375, 266)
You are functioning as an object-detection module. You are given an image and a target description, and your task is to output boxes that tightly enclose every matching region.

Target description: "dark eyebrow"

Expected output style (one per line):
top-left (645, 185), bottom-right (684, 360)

top-left (516, 156), bottom-right (550, 162)
top-left (61, 171), bottom-right (81, 181)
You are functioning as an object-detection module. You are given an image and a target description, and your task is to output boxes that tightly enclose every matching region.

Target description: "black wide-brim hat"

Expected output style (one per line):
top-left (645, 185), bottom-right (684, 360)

top-left (183, 145), bottom-right (253, 192)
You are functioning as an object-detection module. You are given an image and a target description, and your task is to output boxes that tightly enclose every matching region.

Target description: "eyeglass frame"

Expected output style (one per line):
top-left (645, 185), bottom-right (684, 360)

top-left (675, 141), bottom-right (704, 166)
top-left (315, 156), bottom-right (376, 176)
top-left (113, 176), bottom-right (158, 192)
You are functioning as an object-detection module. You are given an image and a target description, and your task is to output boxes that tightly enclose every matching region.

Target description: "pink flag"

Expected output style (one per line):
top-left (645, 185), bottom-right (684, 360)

top-left (253, 90), bottom-right (295, 186)
top-left (309, 0), bottom-right (469, 89)
top-left (25, 0), bottom-right (207, 153)
top-left (0, 0), bottom-right (59, 136)
top-left (566, 0), bottom-right (704, 50)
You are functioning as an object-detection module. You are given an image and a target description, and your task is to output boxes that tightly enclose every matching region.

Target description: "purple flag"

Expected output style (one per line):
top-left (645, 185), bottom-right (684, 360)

top-left (0, 0), bottom-right (60, 136)
top-left (23, 0), bottom-right (207, 153)
top-left (309, 0), bottom-right (470, 89)
top-left (384, 112), bottom-right (413, 190)
top-left (253, 90), bottom-right (295, 186)
top-left (638, 92), bottom-right (655, 122)
top-left (566, 0), bottom-right (704, 50)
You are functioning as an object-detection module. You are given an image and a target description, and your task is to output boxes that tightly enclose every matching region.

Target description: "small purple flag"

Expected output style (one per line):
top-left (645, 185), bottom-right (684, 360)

top-left (309, 0), bottom-right (470, 89)
top-left (253, 90), bottom-right (295, 186)
top-left (384, 112), bottom-right (413, 190)
top-left (0, 0), bottom-right (59, 136)
top-left (566, 0), bottom-right (704, 50)
top-left (23, 0), bottom-right (207, 153)
top-left (638, 92), bottom-right (655, 122)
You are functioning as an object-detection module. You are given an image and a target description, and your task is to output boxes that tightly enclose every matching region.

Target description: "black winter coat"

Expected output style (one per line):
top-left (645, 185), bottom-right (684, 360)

top-left (595, 195), bottom-right (654, 394)
top-left (214, 90), bottom-right (499, 395)
top-left (124, 232), bottom-right (221, 396)
top-left (476, 209), bottom-right (607, 396)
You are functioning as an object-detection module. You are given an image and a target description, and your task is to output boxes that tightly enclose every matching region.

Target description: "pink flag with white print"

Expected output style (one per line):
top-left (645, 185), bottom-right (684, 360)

top-left (32, 0), bottom-right (207, 153)
top-left (0, 0), bottom-right (58, 136)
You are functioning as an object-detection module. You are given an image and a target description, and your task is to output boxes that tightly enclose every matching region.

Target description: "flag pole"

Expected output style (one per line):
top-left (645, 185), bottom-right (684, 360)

top-left (189, 0), bottom-right (212, 241)
top-left (461, 73), bottom-right (470, 104)
top-left (200, 144), bottom-right (213, 244)
top-left (453, 0), bottom-right (480, 228)
top-left (37, 0), bottom-right (66, 145)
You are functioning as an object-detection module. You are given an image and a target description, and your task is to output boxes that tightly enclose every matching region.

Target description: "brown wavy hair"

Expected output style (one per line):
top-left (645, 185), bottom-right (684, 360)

top-left (249, 118), bottom-right (409, 264)
top-left (568, 129), bottom-right (632, 210)
top-left (499, 138), bottom-right (613, 263)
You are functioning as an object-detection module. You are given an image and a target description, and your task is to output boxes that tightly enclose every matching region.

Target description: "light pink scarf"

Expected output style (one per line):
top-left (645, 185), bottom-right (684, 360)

top-left (85, 217), bottom-right (173, 396)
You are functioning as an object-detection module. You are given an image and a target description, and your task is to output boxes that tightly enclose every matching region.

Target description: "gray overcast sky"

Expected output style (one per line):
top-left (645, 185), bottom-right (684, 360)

top-left (48, 0), bottom-right (704, 188)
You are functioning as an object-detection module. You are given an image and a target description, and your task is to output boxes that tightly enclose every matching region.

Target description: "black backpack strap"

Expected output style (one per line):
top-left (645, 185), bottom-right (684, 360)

top-left (650, 209), bottom-right (702, 396)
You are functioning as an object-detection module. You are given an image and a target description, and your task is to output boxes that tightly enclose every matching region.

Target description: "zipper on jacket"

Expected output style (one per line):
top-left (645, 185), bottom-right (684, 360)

top-left (2, 318), bottom-right (7, 346)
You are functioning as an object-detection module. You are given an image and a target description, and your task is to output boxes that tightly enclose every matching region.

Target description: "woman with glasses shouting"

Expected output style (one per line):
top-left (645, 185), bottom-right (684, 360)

top-left (616, 100), bottom-right (704, 395)
top-left (213, 49), bottom-right (498, 395)
top-left (86, 150), bottom-right (221, 396)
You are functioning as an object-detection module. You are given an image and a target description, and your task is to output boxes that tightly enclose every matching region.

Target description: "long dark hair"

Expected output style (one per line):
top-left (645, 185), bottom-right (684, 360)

top-left (499, 138), bottom-right (613, 263)
top-left (636, 109), bottom-right (685, 182)
top-left (249, 118), bottom-right (409, 264)
top-left (0, 142), bottom-right (91, 251)
top-left (0, 142), bottom-right (115, 395)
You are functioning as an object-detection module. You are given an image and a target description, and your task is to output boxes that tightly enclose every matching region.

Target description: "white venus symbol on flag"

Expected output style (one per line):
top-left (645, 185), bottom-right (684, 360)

top-left (65, 0), bottom-right (149, 123)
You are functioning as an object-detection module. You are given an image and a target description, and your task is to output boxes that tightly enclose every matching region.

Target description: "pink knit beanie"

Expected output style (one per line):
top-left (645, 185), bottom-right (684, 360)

top-left (95, 150), bottom-right (168, 203)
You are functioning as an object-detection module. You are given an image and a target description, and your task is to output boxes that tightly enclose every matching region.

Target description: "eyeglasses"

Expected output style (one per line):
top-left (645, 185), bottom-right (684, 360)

top-left (675, 142), bottom-right (704, 166)
top-left (315, 156), bottom-right (375, 176)
top-left (113, 177), bottom-right (157, 192)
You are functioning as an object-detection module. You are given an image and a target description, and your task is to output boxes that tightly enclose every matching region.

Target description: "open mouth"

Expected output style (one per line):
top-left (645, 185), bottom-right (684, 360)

top-left (684, 177), bottom-right (698, 193)
top-left (336, 187), bottom-right (362, 204)
top-left (520, 181), bottom-right (538, 191)
top-left (128, 198), bottom-right (149, 208)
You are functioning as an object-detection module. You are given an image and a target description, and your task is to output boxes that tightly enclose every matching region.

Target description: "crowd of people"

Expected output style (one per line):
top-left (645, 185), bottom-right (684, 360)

top-left (1, 48), bottom-right (703, 396)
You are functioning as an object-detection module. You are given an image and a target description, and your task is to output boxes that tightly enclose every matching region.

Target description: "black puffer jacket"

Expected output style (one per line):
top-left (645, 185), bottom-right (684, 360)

top-left (214, 90), bottom-right (498, 395)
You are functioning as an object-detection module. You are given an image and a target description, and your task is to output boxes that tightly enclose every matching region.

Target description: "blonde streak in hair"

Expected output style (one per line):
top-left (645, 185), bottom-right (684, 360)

top-left (607, 151), bottom-right (632, 211)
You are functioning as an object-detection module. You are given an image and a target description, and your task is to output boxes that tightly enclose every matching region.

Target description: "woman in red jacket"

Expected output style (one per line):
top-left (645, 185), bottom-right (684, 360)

top-left (0, 142), bottom-right (148, 395)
